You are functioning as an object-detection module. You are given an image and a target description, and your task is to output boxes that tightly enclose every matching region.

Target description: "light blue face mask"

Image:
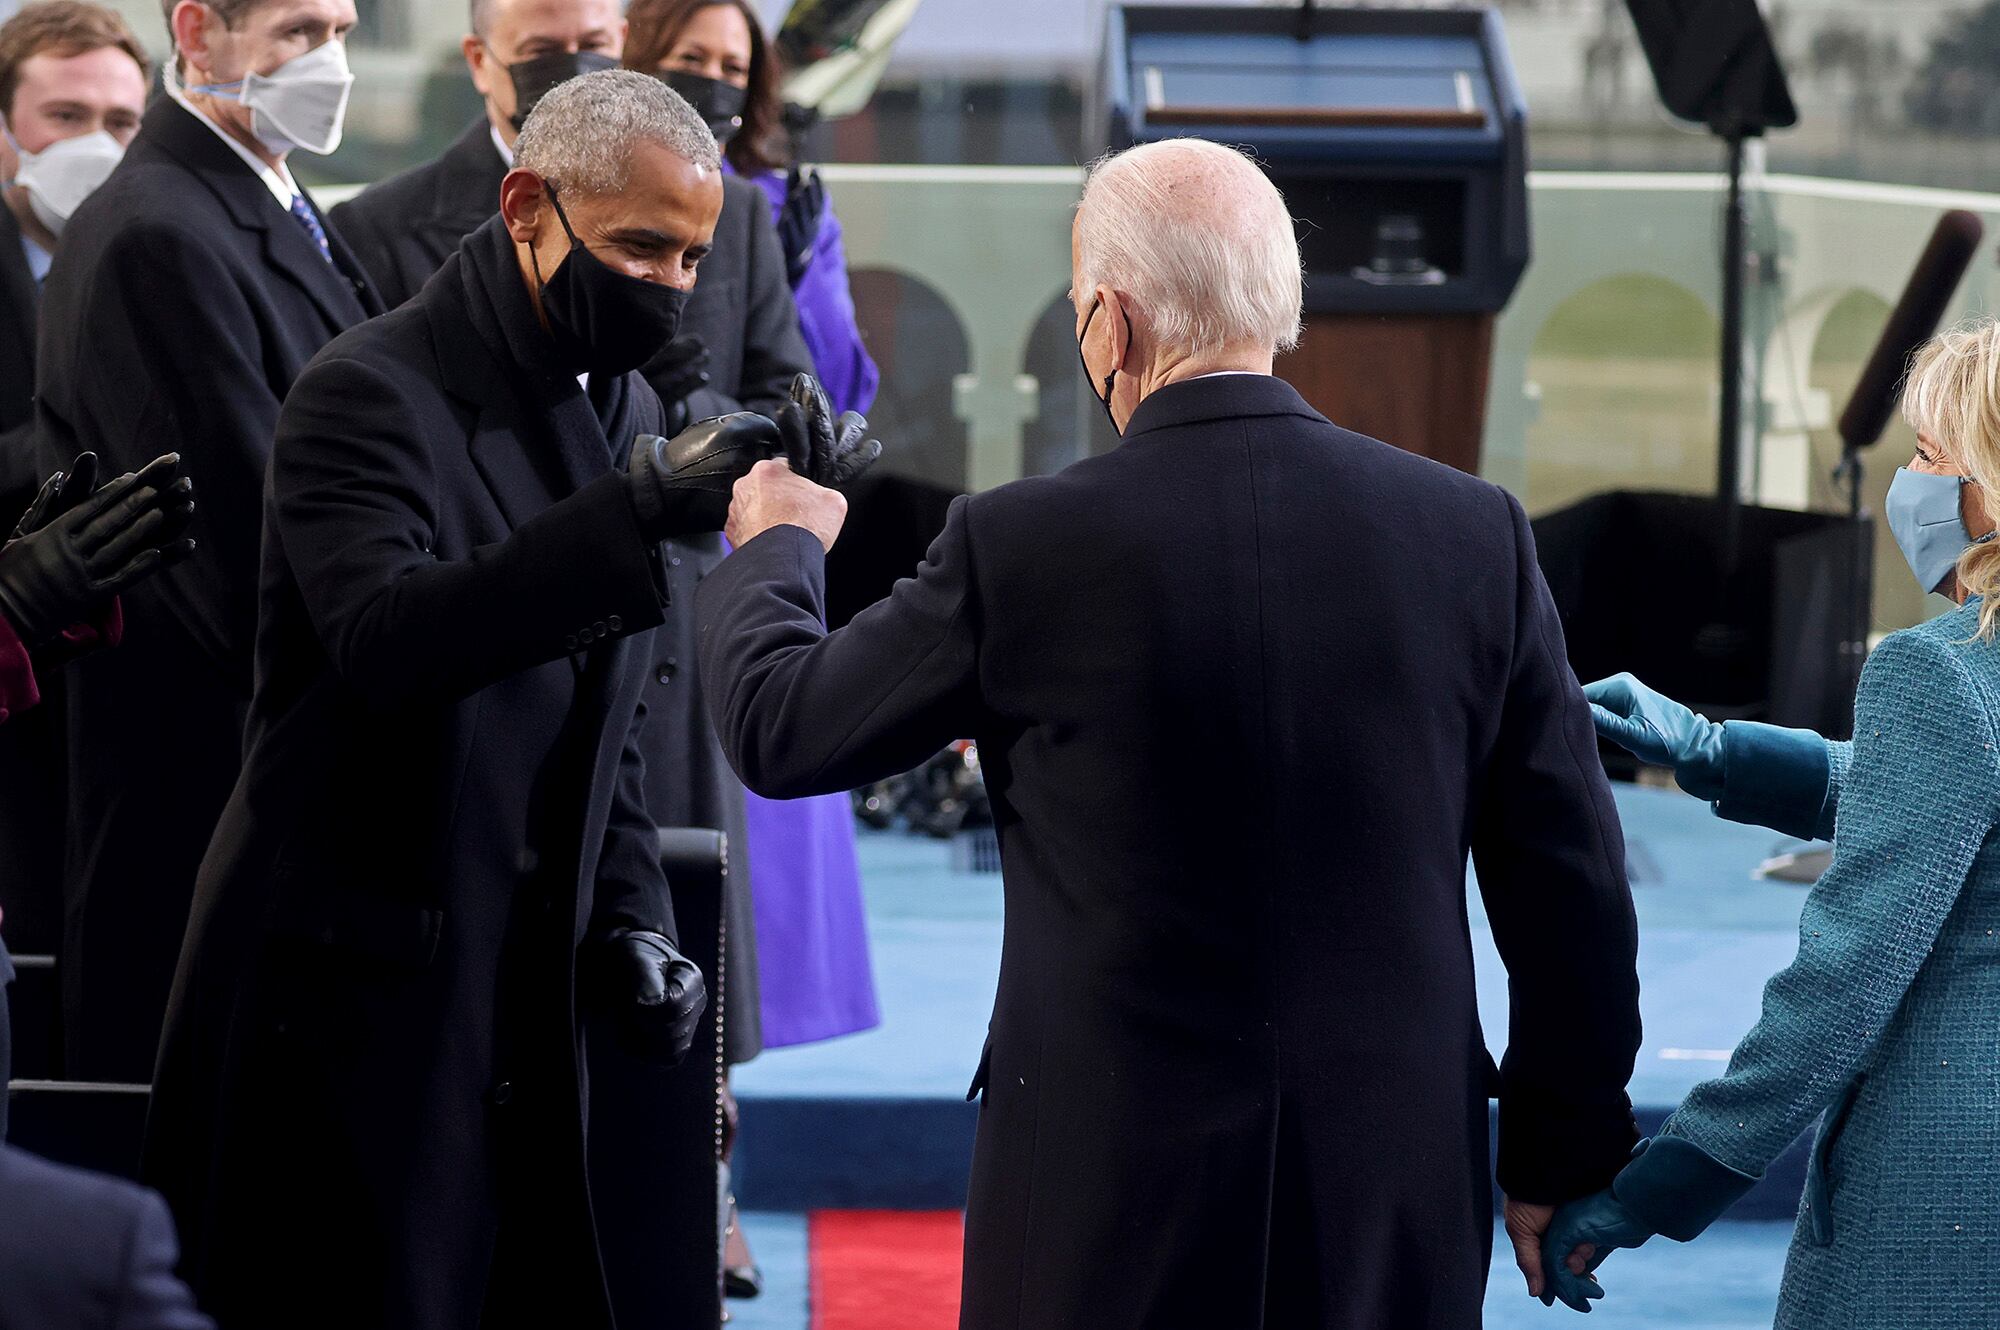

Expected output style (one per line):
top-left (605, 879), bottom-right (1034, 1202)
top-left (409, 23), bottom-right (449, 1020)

top-left (1885, 467), bottom-right (1995, 595)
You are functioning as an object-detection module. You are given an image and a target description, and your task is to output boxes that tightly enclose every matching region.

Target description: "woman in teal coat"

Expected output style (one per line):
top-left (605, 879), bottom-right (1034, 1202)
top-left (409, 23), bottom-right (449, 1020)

top-left (1547, 321), bottom-right (2000, 1325)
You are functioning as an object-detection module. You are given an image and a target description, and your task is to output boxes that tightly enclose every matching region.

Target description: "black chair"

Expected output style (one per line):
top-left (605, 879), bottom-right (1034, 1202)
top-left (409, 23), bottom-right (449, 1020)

top-left (588, 827), bottom-right (731, 1329)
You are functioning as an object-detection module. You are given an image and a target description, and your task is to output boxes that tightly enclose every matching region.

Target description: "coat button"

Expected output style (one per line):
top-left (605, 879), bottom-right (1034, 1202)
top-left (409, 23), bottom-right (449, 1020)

top-left (565, 635), bottom-right (579, 651)
top-left (608, 615), bottom-right (623, 632)
top-left (488, 1081), bottom-right (513, 1106)
top-left (593, 621), bottom-right (607, 636)
top-left (578, 628), bottom-right (595, 645)
top-left (657, 659), bottom-right (677, 684)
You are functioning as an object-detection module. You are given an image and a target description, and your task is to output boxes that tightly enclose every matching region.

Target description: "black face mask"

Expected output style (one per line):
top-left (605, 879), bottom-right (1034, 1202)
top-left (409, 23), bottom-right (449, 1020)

top-left (1077, 297), bottom-right (1129, 436)
top-left (661, 70), bottom-right (749, 144)
top-left (530, 184), bottom-right (689, 376)
top-left (505, 49), bottom-right (620, 130)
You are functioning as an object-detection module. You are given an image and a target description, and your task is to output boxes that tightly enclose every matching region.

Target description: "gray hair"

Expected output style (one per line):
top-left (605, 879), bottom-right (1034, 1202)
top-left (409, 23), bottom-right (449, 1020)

top-left (1076, 139), bottom-right (1303, 355)
top-left (514, 68), bottom-right (721, 196)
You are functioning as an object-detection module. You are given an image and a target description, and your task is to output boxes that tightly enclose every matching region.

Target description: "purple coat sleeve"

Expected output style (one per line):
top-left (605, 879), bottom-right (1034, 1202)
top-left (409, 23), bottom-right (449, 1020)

top-left (750, 170), bottom-right (880, 417)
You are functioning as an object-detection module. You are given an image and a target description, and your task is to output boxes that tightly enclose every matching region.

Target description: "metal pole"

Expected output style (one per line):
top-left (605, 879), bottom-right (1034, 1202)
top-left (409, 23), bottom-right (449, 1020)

top-left (1718, 131), bottom-right (1748, 570)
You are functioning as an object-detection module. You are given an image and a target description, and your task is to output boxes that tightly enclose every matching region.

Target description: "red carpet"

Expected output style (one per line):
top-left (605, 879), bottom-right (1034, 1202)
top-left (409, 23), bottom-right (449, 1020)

top-left (809, 1210), bottom-right (964, 1330)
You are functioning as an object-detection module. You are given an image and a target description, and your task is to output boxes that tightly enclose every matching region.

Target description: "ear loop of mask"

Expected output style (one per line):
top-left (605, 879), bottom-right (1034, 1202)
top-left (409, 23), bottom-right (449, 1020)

top-left (1079, 297), bottom-right (1132, 428)
top-left (527, 180), bottom-right (584, 292)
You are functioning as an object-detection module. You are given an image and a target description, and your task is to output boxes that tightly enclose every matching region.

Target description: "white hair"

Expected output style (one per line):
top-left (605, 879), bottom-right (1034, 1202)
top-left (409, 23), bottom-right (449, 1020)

top-left (1076, 138), bottom-right (1303, 356)
top-left (514, 69), bottom-right (721, 197)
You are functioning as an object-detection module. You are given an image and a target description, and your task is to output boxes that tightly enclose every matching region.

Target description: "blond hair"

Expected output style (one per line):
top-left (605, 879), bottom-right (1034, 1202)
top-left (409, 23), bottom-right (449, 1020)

top-left (1903, 317), bottom-right (2000, 639)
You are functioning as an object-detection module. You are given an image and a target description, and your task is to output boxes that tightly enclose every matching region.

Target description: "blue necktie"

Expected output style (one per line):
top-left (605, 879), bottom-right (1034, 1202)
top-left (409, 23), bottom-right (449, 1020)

top-left (288, 193), bottom-right (333, 266)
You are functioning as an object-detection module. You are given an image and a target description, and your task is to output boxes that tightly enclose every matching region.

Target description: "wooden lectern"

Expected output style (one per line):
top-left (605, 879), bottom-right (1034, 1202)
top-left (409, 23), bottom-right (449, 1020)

top-left (1280, 313), bottom-right (1494, 475)
top-left (1101, 4), bottom-right (1530, 476)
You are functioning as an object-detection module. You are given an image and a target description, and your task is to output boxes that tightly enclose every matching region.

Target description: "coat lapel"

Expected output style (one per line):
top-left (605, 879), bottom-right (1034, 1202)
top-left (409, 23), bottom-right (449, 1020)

top-left (143, 98), bottom-right (372, 335)
top-left (0, 207), bottom-right (38, 356)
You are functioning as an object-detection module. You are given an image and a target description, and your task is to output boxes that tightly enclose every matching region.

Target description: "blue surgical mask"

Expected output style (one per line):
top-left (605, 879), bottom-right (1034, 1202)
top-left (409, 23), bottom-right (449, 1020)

top-left (1886, 466), bottom-right (1994, 595)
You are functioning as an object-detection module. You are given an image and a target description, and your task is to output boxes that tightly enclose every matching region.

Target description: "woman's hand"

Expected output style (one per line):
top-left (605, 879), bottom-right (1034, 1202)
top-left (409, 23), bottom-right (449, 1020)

top-left (1583, 673), bottom-right (1727, 801)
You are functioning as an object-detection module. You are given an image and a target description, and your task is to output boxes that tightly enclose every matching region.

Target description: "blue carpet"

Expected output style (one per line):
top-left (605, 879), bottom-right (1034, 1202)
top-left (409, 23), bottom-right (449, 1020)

top-left (729, 1212), bottom-right (1791, 1329)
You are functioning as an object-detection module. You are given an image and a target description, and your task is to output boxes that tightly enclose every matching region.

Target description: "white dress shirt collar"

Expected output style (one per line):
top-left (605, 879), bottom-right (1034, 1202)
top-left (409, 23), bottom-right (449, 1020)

top-left (165, 76), bottom-right (302, 210)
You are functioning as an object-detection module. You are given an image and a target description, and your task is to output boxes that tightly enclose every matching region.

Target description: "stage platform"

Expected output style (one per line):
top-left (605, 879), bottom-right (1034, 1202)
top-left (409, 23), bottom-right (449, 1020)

top-left (732, 783), bottom-right (1823, 1216)
top-left (727, 781), bottom-right (1814, 1325)
top-left (727, 1213), bottom-right (1792, 1330)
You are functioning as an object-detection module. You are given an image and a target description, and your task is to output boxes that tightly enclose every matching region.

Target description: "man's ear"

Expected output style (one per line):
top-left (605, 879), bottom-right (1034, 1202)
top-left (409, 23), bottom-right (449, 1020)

top-left (1096, 286), bottom-right (1130, 371)
top-left (462, 33), bottom-right (491, 92)
top-left (499, 168), bottom-right (546, 245)
top-left (170, 1), bottom-right (220, 79)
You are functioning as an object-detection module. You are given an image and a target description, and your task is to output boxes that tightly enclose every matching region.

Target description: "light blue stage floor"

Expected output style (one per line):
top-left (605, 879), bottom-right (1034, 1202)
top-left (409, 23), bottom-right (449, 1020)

top-left (727, 1213), bottom-right (1792, 1329)
top-left (728, 783), bottom-right (1816, 1325)
top-left (735, 784), bottom-right (1818, 1107)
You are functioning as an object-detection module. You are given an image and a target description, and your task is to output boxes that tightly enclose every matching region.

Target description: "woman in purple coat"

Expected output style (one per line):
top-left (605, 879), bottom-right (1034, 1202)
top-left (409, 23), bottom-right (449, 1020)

top-left (626, 0), bottom-right (881, 1054)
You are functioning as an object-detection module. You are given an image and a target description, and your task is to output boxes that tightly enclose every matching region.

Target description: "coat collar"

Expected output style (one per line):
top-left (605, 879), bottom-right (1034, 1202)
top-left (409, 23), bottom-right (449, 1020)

top-left (1119, 373), bottom-right (1329, 440)
top-left (136, 96), bottom-right (379, 330)
top-left (436, 214), bottom-right (621, 527)
top-left (0, 204), bottom-right (37, 358)
top-left (422, 117), bottom-right (508, 242)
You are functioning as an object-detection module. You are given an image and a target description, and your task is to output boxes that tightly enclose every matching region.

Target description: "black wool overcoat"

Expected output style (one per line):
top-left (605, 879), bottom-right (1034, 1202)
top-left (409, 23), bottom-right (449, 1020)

top-left (34, 95), bottom-right (382, 1079)
top-left (144, 216), bottom-right (678, 1330)
top-left (698, 374), bottom-right (1645, 1329)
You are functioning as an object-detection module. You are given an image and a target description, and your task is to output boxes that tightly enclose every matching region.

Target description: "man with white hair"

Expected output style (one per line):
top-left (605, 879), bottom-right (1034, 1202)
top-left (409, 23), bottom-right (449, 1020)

top-left (697, 138), bottom-right (1644, 1327)
top-left (143, 70), bottom-right (819, 1328)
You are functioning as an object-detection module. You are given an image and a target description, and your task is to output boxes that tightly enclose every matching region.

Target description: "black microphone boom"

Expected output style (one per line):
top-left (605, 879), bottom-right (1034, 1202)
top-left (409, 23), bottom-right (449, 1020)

top-left (1838, 209), bottom-right (1985, 452)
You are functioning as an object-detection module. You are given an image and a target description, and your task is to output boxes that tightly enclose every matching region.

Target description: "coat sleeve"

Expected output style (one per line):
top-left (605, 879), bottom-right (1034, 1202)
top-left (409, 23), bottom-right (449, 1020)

top-left (1714, 721), bottom-right (1838, 842)
top-left (57, 220), bottom-right (280, 691)
top-left (112, 1187), bottom-right (215, 1330)
top-left (1661, 628), bottom-right (2000, 1178)
top-left (587, 684), bottom-right (678, 942)
top-left (1470, 489), bottom-right (1642, 1205)
top-left (678, 189), bottom-right (813, 423)
top-left (696, 500), bottom-right (984, 799)
top-left (270, 354), bottom-right (665, 710)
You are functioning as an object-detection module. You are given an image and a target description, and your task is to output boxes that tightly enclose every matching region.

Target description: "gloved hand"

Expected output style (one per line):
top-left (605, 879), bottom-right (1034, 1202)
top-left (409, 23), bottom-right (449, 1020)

top-left (1582, 673), bottom-right (1726, 802)
top-left (626, 412), bottom-right (784, 541)
top-left (648, 336), bottom-right (712, 434)
top-left (14, 450), bottom-right (102, 537)
top-left (776, 372), bottom-right (881, 488)
top-left (775, 164), bottom-right (827, 285)
top-left (592, 927), bottom-right (707, 1067)
top-left (0, 453), bottom-right (195, 648)
top-left (1540, 1188), bottom-right (1654, 1312)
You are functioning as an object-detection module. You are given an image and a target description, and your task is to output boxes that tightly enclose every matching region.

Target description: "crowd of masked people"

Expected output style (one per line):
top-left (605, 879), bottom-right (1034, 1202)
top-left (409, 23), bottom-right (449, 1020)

top-left (0, 0), bottom-right (885, 1324)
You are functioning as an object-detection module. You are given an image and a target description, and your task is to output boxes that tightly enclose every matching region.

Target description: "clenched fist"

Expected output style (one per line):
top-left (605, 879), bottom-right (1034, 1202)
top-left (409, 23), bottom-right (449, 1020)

top-left (725, 458), bottom-right (848, 553)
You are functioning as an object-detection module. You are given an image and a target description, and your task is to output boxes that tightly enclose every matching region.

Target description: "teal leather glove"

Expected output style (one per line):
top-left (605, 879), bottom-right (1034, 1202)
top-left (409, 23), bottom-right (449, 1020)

top-left (1542, 1134), bottom-right (1758, 1313)
top-left (1540, 1189), bottom-right (1649, 1312)
top-left (1582, 673), bottom-right (1726, 801)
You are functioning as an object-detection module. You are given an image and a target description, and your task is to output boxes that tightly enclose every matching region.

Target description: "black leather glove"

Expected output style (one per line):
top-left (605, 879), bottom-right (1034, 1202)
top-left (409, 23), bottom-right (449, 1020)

top-left (626, 412), bottom-right (784, 541)
top-left (592, 927), bottom-right (707, 1067)
top-left (14, 450), bottom-right (101, 538)
top-left (647, 336), bottom-right (712, 435)
top-left (775, 164), bottom-right (827, 285)
top-left (776, 372), bottom-right (882, 488)
top-left (0, 453), bottom-right (195, 647)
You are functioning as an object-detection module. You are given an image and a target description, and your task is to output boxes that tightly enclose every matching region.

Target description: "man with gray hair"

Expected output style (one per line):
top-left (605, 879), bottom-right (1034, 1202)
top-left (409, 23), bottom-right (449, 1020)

top-left (696, 137), bottom-right (1643, 1326)
top-left (143, 70), bottom-right (814, 1329)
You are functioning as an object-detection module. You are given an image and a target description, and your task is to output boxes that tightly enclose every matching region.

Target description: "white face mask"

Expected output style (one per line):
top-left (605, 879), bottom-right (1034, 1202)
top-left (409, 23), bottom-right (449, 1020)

top-left (183, 36), bottom-right (353, 157)
top-left (6, 129), bottom-right (124, 237)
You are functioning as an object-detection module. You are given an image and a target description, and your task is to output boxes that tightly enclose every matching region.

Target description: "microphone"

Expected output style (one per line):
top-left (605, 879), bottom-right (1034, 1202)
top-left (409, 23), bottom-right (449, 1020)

top-left (1838, 209), bottom-right (1986, 452)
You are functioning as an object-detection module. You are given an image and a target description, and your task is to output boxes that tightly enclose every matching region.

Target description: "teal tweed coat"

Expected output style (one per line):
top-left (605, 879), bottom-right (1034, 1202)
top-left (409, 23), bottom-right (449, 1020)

top-left (1682, 598), bottom-right (2000, 1328)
